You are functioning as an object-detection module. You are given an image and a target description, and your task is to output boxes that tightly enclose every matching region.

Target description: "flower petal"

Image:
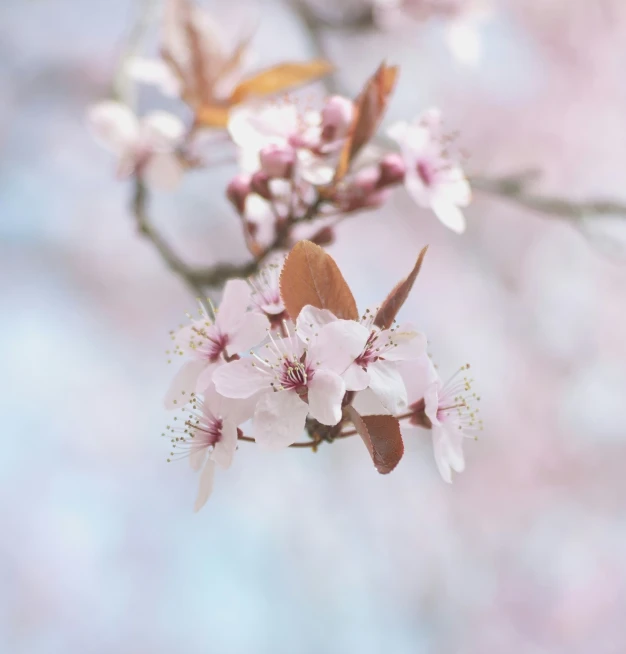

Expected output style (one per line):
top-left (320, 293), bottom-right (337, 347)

top-left (189, 445), bottom-right (208, 472)
top-left (194, 459), bottom-right (216, 511)
top-left (351, 388), bottom-right (390, 416)
top-left (216, 279), bottom-right (252, 334)
top-left (308, 320), bottom-right (370, 375)
top-left (211, 419), bottom-right (238, 470)
top-left (368, 360), bottom-right (408, 414)
top-left (431, 197), bottom-right (466, 233)
top-left (342, 362), bottom-right (370, 392)
top-left (203, 379), bottom-right (258, 426)
top-left (382, 325), bottom-right (426, 361)
top-left (253, 390), bottom-right (309, 450)
top-left (195, 362), bottom-right (219, 395)
top-left (307, 369), bottom-right (345, 426)
top-left (127, 57), bottom-right (181, 96)
top-left (226, 312), bottom-right (269, 356)
top-left (296, 305), bottom-right (337, 344)
top-left (213, 358), bottom-right (270, 399)
top-left (164, 359), bottom-right (208, 409)
top-left (87, 101), bottom-right (139, 153)
top-left (143, 153), bottom-right (184, 191)
top-left (141, 111), bottom-right (186, 149)
top-left (432, 427), bottom-right (452, 483)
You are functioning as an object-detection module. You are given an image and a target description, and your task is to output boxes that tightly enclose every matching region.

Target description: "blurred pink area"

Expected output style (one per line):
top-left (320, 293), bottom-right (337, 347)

top-left (1, 0), bottom-right (626, 652)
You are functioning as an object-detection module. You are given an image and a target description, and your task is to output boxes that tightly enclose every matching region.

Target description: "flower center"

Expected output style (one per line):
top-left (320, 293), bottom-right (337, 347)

top-left (191, 326), bottom-right (229, 362)
top-left (279, 357), bottom-right (312, 393)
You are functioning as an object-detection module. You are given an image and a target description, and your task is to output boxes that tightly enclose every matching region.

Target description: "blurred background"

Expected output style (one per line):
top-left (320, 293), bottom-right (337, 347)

top-left (2, 0), bottom-right (626, 652)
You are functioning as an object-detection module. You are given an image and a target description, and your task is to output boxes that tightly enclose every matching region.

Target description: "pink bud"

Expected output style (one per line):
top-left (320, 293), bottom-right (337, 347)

top-left (259, 143), bottom-right (296, 179)
top-left (250, 171), bottom-right (272, 200)
top-left (321, 95), bottom-right (354, 142)
top-left (310, 226), bottom-right (335, 246)
top-left (226, 174), bottom-right (250, 214)
top-left (377, 153), bottom-right (406, 187)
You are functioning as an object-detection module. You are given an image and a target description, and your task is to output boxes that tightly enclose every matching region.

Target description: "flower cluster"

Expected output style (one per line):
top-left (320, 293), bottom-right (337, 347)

top-left (163, 240), bottom-right (481, 510)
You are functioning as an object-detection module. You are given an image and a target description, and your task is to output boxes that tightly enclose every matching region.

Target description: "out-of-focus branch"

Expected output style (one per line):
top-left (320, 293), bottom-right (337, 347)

top-left (471, 172), bottom-right (626, 221)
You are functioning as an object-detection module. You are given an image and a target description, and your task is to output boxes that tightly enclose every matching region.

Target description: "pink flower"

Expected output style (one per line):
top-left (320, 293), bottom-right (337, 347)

top-left (297, 306), bottom-right (425, 413)
top-left (164, 280), bottom-right (269, 409)
top-left (165, 383), bottom-right (255, 511)
top-left (248, 259), bottom-right (287, 324)
top-left (388, 109), bottom-right (471, 233)
top-left (213, 311), bottom-right (369, 449)
top-left (87, 101), bottom-right (185, 190)
top-left (228, 96), bottom-right (354, 185)
top-left (403, 355), bottom-right (481, 482)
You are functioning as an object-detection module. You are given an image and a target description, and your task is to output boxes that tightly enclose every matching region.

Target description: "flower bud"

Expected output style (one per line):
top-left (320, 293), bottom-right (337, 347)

top-left (377, 153), bottom-right (406, 187)
top-left (226, 174), bottom-right (251, 214)
top-left (321, 95), bottom-right (354, 142)
top-left (250, 171), bottom-right (273, 200)
top-left (310, 226), bottom-right (335, 247)
top-left (259, 143), bottom-right (296, 179)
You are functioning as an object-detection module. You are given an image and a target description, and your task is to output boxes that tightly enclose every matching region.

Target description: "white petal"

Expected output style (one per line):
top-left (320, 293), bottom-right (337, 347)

top-left (307, 370), bottom-right (345, 426)
top-left (195, 362), bottom-right (219, 395)
top-left (189, 445), bottom-right (208, 472)
top-left (213, 358), bottom-right (269, 399)
top-left (308, 320), bottom-right (370, 375)
top-left (164, 359), bottom-right (208, 409)
top-left (216, 279), bottom-right (252, 334)
top-left (442, 174), bottom-right (471, 207)
top-left (226, 312), bottom-right (269, 356)
top-left (194, 459), bottom-right (216, 511)
top-left (203, 379), bottom-right (258, 426)
top-left (342, 362), bottom-right (370, 392)
top-left (398, 354), bottom-right (439, 405)
top-left (368, 360), bottom-right (408, 414)
top-left (404, 169), bottom-right (430, 208)
top-left (142, 153), bottom-right (184, 191)
top-left (351, 388), bottom-right (390, 416)
top-left (432, 427), bottom-right (452, 483)
top-left (387, 120), bottom-right (409, 144)
top-left (141, 111), bottom-right (186, 149)
top-left (87, 101), bottom-right (139, 153)
top-left (127, 57), bottom-right (181, 96)
top-left (253, 391), bottom-right (309, 450)
top-left (444, 425), bottom-right (466, 473)
top-left (431, 197), bottom-right (466, 233)
top-left (296, 305), bottom-right (337, 343)
top-left (445, 21), bottom-right (482, 67)
top-left (382, 326), bottom-right (426, 362)
top-left (211, 419), bottom-right (238, 469)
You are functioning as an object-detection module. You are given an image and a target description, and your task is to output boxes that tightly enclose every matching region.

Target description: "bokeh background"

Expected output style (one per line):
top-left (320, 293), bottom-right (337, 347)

top-left (2, 0), bottom-right (626, 652)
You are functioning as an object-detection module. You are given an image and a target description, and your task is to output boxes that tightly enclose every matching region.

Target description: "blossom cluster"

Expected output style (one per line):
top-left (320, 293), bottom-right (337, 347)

top-left (164, 241), bottom-right (481, 510)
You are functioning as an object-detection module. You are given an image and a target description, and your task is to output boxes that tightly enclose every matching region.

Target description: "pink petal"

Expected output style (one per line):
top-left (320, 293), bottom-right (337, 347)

top-left (351, 388), bottom-right (390, 416)
top-left (368, 360), bottom-right (408, 415)
top-left (296, 305), bottom-right (337, 345)
top-left (398, 354), bottom-right (439, 405)
top-left (143, 152), bottom-right (184, 191)
top-left (308, 320), bottom-right (370, 375)
top-left (195, 362), bottom-right (219, 395)
top-left (253, 390), bottom-right (309, 450)
top-left (189, 446), bottom-right (207, 472)
top-left (216, 279), bottom-right (252, 334)
top-left (194, 459), bottom-right (216, 511)
top-left (213, 358), bottom-right (269, 399)
top-left (203, 380), bottom-right (258, 426)
top-left (382, 325), bottom-right (426, 362)
top-left (307, 369), bottom-right (345, 426)
top-left (164, 359), bottom-right (208, 409)
top-left (342, 362), bottom-right (370, 392)
top-left (87, 101), bottom-right (139, 154)
top-left (211, 419), bottom-right (238, 470)
top-left (432, 427), bottom-right (452, 483)
top-left (226, 312), bottom-right (269, 356)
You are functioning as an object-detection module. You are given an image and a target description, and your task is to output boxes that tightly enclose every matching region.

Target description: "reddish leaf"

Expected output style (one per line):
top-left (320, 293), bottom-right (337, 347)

top-left (374, 246), bottom-right (428, 330)
top-left (228, 60), bottom-right (334, 104)
top-left (279, 240), bottom-right (358, 320)
top-left (334, 62), bottom-right (399, 182)
top-left (345, 406), bottom-right (404, 474)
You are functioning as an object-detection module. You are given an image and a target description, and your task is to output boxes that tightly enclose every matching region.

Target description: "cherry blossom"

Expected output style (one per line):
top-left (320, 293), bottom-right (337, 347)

top-left (297, 306), bottom-right (426, 413)
top-left (87, 101), bottom-right (185, 190)
top-left (388, 109), bottom-right (471, 233)
top-left (248, 259), bottom-right (287, 326)
top-left (164, 280), bottom-right (269, 409)
top-left (402, 354), bottom-right (481, 482)
top-left (165, 383), bottom-right (256, 511)
top-left (213, 311), bottom-right (369, 449)
top-left (227, 95), bottom-right (354, 185)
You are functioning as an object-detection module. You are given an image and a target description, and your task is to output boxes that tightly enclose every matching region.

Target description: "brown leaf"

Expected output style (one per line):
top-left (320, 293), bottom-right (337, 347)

top-left (345, 406), bottom-right (404, 474)
top-left (374, 246), bottom-right (428, 330)
top-left (279, 240), bottom-right (358, 320)
top-left (334, 62), bottom-right (399, 182)
top-left (229, 60), bottom-right (334, 104)
top-left (195, 103), bottom-right (231, 128)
